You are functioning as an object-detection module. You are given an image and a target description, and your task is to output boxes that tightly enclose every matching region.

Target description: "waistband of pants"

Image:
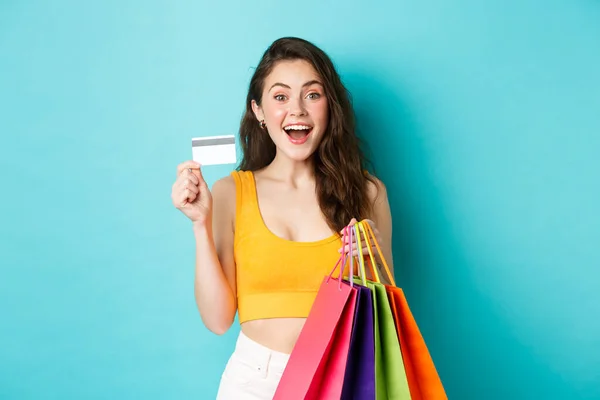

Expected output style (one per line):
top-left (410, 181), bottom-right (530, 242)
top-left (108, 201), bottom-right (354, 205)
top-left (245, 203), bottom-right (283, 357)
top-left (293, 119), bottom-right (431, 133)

top-left (233, 330), bottom-right (290, 371)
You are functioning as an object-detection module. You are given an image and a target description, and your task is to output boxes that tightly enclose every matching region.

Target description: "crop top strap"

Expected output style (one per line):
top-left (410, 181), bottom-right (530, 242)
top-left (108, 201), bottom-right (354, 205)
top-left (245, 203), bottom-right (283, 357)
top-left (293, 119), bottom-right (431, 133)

top-left (231, 170), bottom-right (261, 232)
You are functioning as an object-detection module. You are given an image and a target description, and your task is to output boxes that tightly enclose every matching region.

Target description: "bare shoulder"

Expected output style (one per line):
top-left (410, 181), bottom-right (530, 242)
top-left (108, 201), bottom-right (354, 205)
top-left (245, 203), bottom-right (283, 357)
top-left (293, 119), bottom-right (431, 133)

top-left (211, 175), bottom-right (236, 222)
top-left (211, 174), bottom-right (236, 196)
top-left (365, 174), bottom-right (388, 206)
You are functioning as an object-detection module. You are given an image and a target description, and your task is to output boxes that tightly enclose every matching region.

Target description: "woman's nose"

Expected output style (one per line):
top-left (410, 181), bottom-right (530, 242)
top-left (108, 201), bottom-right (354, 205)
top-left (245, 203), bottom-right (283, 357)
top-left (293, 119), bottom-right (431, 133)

top-left (289, 97), bottom-right (307, 117)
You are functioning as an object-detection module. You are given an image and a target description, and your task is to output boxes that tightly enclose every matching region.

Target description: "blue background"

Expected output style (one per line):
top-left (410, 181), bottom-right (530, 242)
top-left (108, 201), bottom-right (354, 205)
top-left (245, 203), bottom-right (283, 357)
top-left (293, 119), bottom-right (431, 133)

top-left (1, 0), bottom-right (599, 398)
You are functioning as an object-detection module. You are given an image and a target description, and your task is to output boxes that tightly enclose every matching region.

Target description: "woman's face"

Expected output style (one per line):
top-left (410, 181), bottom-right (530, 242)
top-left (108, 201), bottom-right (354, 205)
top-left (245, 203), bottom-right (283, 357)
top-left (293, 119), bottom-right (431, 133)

top-left (252, 59), bottom-right (329, 162)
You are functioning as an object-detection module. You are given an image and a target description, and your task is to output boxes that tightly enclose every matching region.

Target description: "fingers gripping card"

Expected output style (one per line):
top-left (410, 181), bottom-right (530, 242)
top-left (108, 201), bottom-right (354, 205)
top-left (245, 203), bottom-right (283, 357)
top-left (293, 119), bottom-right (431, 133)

top-left (191, 135), bottom-right (237, 165)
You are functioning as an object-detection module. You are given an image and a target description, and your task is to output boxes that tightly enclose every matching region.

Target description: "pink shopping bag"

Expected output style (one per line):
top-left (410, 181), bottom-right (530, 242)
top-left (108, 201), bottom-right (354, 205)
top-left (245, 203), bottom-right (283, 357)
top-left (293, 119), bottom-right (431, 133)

top-left (274, 227), bottom-right (358, 400)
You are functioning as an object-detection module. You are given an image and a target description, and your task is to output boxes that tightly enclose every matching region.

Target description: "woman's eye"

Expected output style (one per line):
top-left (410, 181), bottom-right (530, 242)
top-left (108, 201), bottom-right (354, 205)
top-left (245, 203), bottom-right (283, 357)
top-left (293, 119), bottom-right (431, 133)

top-left (307, 92), bottom-right (321, 100)
top-left (274, 94), bottom-right (287, 101)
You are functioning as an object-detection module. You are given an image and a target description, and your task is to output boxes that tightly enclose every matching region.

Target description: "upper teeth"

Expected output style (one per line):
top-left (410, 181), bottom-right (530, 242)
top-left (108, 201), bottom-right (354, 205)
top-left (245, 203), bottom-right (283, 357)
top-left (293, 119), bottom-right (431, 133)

top-left (285, 125), bottom-right (310, 131)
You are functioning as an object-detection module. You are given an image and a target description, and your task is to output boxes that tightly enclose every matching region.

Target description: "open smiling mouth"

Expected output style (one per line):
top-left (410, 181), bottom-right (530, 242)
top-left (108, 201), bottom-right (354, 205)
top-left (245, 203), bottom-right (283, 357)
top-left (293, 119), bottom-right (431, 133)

top-left (283, 124), bottom-right (313, 144)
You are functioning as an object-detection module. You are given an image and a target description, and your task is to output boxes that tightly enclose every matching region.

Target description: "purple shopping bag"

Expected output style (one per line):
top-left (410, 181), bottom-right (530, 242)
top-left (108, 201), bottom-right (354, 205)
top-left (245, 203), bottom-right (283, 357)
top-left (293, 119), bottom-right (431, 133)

top-left (340, 282), bottom-right (375, 400)
top-left (341, 226), bottom-right (376, 400)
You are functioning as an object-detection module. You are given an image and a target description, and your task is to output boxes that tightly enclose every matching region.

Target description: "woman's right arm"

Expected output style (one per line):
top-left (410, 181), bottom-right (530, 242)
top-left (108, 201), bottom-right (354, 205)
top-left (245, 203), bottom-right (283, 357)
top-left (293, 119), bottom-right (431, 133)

top-left (172, 161), bottom-right (237, 335)
top-left (192, 176), bottom-right (237, 335)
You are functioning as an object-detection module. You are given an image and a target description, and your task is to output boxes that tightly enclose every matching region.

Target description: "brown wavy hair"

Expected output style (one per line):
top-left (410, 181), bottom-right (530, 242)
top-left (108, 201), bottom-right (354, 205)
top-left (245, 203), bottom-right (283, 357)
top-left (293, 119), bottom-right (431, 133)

top-left (237, 37), bottom-right (377, 233)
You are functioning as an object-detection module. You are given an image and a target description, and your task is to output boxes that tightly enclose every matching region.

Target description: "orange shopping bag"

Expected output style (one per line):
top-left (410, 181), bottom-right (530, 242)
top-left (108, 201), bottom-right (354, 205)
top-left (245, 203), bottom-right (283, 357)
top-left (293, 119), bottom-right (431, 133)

top-left (361, 221), bottom-right (448, 400)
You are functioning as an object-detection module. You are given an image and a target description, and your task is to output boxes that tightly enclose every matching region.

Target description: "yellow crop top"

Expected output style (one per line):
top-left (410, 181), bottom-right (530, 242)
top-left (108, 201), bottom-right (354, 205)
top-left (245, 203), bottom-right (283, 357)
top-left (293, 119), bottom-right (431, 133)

top-left (231, 170), bottom-right (343, 324)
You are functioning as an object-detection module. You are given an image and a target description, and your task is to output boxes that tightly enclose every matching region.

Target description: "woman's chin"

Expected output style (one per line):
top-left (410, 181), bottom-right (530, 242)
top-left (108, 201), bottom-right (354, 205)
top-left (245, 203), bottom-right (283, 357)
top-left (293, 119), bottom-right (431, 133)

top-left (271, 133), bottom-right (323, 163)
top-left (276, 146), bottom-right (318, 163)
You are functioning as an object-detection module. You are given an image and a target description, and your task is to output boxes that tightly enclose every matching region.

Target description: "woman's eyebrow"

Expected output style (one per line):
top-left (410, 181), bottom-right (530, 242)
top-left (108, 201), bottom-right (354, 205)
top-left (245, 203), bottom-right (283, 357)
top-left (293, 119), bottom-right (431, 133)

top-left (268, 80), bottom-right (323, 92)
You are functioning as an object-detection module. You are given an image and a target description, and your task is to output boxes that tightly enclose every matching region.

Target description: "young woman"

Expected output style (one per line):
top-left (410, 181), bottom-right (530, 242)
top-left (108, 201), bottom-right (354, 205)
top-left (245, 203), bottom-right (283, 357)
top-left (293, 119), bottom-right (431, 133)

top-left (171, 37), bottom-right (395, 399)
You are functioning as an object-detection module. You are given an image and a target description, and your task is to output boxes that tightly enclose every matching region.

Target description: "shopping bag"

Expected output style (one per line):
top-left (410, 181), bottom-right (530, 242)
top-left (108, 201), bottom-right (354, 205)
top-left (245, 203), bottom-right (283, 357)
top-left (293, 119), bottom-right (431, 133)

top-left (341, 227), bottom-right (376, 400)
top-left (274, 227), bottom-right (358, 400)
top-left (307, 283), bottom-right (357, 399)
top-left (355, 221), bottom-right (411, 399)
top-left (386, 290), bottom-right (419, 390)
top-left (361, 221), bottom-right (447, 400)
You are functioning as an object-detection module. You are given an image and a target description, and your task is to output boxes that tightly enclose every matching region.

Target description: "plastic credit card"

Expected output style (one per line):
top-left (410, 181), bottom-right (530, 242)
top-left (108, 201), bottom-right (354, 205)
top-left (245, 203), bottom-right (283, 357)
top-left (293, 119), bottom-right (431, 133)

top-left (191, 135), bottom-right (237, 165)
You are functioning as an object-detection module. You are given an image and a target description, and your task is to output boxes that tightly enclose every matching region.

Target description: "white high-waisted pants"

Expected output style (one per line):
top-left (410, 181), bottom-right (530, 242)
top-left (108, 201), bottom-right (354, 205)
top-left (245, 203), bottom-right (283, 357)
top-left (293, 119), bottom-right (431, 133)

top-left (216, 331), bottom-right (290, 399)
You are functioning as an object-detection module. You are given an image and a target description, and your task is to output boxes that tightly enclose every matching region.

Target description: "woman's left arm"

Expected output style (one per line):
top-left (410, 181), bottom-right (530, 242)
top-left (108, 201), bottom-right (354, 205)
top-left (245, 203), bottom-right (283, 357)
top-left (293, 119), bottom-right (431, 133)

top-left (338, 177), bottom-right (395, 283)
top-left (367, 178), bottom-right (395, 283)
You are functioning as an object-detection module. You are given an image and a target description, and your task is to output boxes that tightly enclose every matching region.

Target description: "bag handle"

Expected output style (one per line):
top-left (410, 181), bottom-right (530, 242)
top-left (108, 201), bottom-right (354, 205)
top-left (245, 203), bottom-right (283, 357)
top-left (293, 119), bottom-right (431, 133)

top-left (326, 225), bottom-right (354, 290)
top-left (358, 220), bottom-right (396, 287)
top-left (350, 224), bottom-right (367, 286)
top-left (354, 221), bottom-right (381, 283)
top-left (364, 221), bottom-right (396, 286)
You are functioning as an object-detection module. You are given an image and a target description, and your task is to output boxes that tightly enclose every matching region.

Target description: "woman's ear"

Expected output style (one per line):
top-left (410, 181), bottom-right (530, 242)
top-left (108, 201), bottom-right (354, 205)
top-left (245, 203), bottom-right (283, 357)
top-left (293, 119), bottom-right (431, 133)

top-left (251, 100), bottom-right (264, 122)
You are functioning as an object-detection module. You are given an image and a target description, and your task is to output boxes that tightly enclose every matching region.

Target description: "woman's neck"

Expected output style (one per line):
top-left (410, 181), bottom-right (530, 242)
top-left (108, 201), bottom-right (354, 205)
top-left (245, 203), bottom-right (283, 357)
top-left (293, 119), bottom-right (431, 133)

top-left (262, 153), bottom-right (315, 187)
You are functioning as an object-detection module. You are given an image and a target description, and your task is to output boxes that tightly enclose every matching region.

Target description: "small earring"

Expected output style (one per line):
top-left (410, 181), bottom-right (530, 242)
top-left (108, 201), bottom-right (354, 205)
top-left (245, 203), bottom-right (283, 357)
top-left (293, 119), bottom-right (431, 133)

top-left (259, 120), bottom-right (266, 129)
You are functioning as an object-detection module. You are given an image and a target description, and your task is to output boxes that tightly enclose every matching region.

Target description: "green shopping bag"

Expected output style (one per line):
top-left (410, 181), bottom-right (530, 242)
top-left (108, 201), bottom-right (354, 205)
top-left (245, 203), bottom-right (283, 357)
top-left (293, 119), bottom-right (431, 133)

top-left (354, 221), bottom-right (411, 400)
